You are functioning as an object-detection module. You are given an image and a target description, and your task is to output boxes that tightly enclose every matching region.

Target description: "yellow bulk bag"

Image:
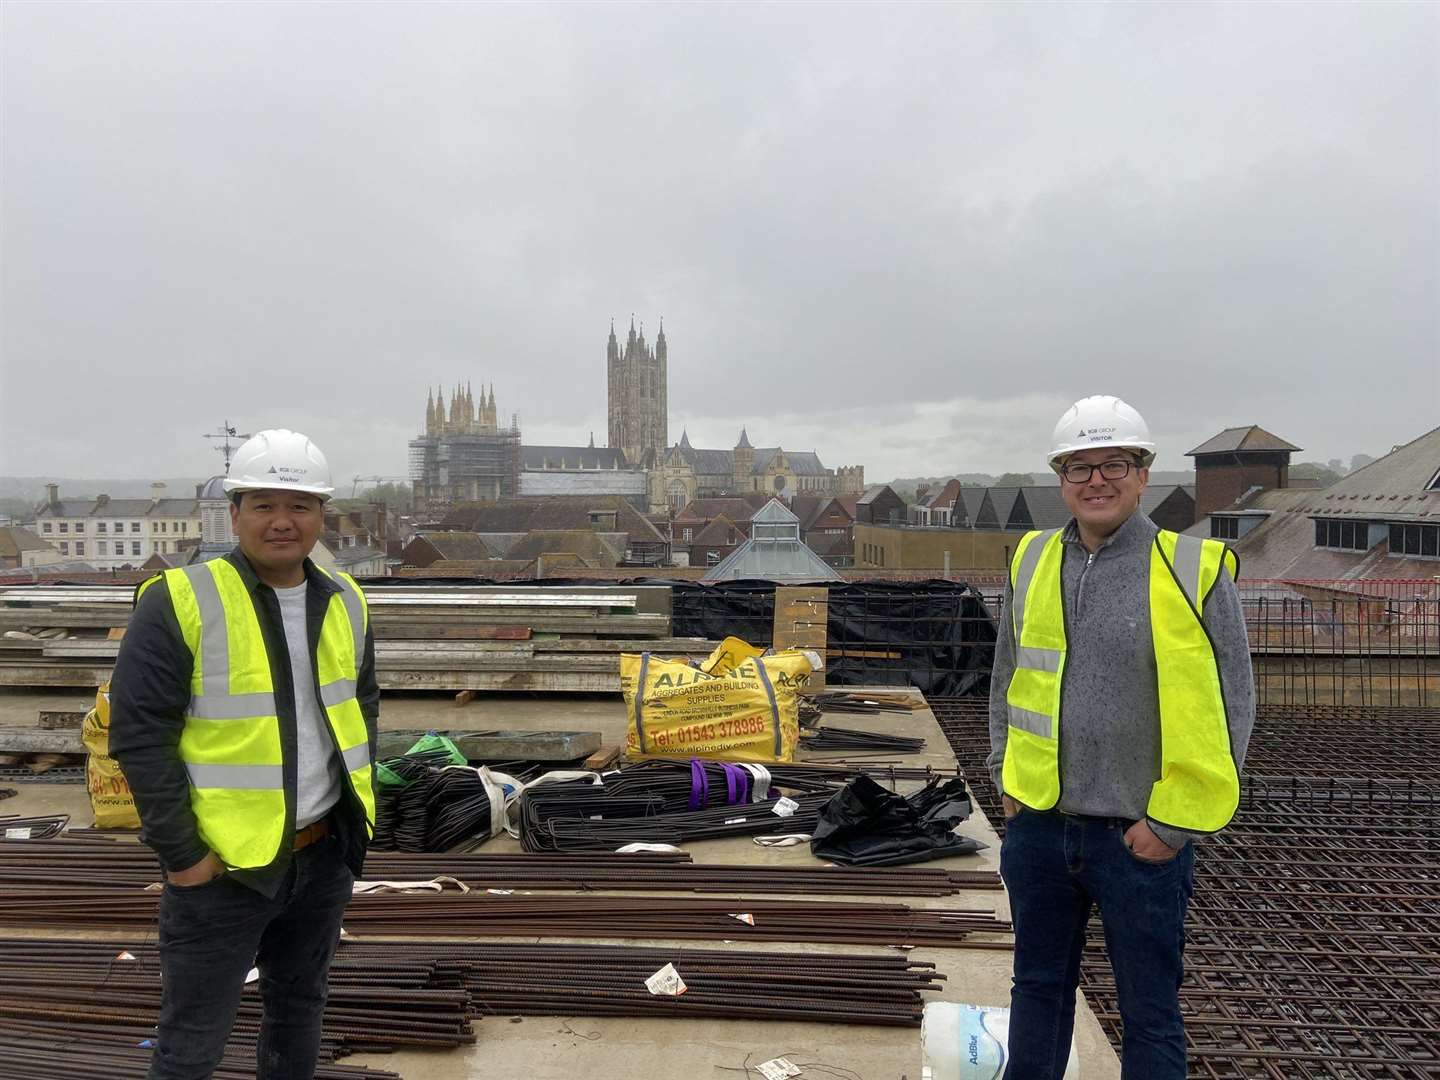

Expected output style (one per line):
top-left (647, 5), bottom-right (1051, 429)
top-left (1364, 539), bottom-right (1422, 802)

top-left (82, 682), bottom-right (140, 829)
top-left (621, 636), bottom-right (813, 763)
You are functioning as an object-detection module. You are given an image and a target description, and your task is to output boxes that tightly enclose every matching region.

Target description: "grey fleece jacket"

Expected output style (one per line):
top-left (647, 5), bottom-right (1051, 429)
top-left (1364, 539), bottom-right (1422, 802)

top-left (987, 510), bottom-right (1255, 850)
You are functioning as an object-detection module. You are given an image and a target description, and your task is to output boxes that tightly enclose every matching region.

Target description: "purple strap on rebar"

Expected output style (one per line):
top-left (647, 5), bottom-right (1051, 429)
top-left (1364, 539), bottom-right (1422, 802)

top-left (732, 763), bottom-right (751, 805)
top-left (722, 763), bottom-right (740, 806)
top-left (689, 758), bottom-right (709, 810)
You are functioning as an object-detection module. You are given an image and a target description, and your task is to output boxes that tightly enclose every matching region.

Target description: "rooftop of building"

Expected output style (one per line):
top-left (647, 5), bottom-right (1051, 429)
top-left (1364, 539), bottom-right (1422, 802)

top-left (1186, 425), bottom-right (1303, 456)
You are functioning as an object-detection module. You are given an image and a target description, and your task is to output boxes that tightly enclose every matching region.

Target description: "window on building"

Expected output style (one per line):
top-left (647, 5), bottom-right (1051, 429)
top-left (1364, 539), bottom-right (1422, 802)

top-left (682, 528), bottom-right (692, 542)
top-left (59, 522), bottom-right (69, 533)
top-left (707, 551), bottom-right (720, 566)
top-left (131, 522), bottom-right (141, 533)
top-left (1211, 516), bottom-right (1240, 541)
top-left (1389, 523), bottom-right (1440, 559)
top-left (1314, 519), bottom-right (1371, 552)
top-left (75, 542), bottom-right (85, 556)
top-left (59, 542), bottom-right (69, 555)
top-left (97, 522), bottom-right (107, 534)
top-left (132, 541), bottom-right (142, 556)
top-left (74, 522), bottom-right (84, 533)
top-left (41, 522), bottom-right (52, 534)
top-left (158, 521), bottom-right (167, 533)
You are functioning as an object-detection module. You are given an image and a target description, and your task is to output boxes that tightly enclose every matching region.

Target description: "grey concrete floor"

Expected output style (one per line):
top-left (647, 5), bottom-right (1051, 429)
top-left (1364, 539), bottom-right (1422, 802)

top-left (0, 686), bottom-right (1121, 1080)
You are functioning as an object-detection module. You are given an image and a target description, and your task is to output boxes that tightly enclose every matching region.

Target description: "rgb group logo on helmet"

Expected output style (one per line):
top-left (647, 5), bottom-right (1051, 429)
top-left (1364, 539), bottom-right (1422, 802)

top-left (1048, 397), bottom-right (1156, 470)
top-left (223, 429), bottom-right (335, 499)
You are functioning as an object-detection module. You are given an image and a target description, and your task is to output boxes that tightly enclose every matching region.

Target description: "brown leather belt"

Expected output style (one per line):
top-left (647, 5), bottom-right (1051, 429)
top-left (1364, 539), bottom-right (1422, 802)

top-left (292, 818), bottom-right (330, 851)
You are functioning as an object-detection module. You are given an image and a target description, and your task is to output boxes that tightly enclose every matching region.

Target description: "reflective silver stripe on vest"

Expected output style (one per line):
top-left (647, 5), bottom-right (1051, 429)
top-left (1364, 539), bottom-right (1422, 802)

top-left (188, 691), bottom-right (277, 721)
top-left (340, 741), bottom-right (371, 773)
top-left (1008, 704), bottom-right (1053, 739)
top-left (1016, 646), bottom-right (1061, 674)
top-left (183, 563), bottom-right (231, 700)
top-left (319, 678), bottom-right (357, 709)
top-left (1011, 529), bottom-right (1059, 644)
top-left (186, 763), bottom-right (284, 790)
top-left (332, 574), bottom-right (366, 671)
top-left (1169, 534), bottom-right (1204, 613)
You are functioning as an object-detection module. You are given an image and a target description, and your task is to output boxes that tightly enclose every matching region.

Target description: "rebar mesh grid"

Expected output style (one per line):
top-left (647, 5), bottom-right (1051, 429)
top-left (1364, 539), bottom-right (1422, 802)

top-left (928, 696), bottom-right (1440, 1080)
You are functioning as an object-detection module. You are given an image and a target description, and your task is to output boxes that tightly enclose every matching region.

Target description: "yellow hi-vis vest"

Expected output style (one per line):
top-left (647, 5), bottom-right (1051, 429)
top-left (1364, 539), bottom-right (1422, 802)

top-left (138, 560), bottom-right (377, 868)
top-left (1002, 527), bottom-right (1241, 833)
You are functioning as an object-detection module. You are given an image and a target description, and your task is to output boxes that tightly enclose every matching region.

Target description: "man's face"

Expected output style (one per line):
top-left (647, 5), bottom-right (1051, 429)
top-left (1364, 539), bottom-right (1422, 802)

top-left (229, 490), bottom-right (324, 576)
top-left (1058, 447), bottom-right (1148, 537)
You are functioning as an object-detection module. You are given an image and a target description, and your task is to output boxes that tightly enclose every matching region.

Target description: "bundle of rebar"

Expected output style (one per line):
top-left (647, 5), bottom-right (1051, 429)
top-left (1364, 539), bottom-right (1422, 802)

top-left (0, 885), bottom-right (1010, 947)
top-left (799, 724), bottom-right (927, 754)
top-left (0, 838), bottom-right (1001, 896)
top-left (0, 935), bottom-right (950, 1031)
top-left (930, 695), bottom-right (1440, 1080)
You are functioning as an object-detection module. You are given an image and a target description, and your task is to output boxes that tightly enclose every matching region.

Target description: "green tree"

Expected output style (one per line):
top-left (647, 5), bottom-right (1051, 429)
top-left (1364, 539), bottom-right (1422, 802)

top-left (341, 482), bottom-right (414, 513)
top-left (0, 497), bottom-right (37, 521)
top-left (995, 472), bottom-right (1033, 488)
top-left (1290, 462), bottom-right (1343, 487)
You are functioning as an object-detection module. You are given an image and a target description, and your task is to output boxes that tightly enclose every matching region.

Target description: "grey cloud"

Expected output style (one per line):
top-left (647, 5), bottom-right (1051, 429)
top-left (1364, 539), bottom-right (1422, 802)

top-left (2, 1), bottom-right (1434, 482)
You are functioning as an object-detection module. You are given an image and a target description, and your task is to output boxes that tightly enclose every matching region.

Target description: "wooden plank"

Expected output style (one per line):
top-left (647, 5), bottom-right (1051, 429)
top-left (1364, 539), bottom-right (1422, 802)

top-left (582, 745), bottom-right (623, 770)
top-left (375, 625), bottom-right (532, 641)
top-left (773, 586), bottom-right (829, 690)
top-left (378, 669), bottom-right (620, 692)
top-left (0, 728), bottom-right (86, 754)
top-left (37, 710), bottom-right (88, 729)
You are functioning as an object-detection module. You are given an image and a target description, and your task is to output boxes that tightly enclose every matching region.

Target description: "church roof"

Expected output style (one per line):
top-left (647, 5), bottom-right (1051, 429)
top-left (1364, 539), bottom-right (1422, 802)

top-left (522, 445), bottom-right (631, 470)
top-left (753, 448), bottom-right (829, 476)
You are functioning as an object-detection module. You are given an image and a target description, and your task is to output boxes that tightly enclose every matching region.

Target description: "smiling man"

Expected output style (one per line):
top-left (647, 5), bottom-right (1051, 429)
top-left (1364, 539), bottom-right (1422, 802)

top-left (987, 396), bottom-right (1254, 1080)
top-left (110, 429), bottom-right (378, 1080)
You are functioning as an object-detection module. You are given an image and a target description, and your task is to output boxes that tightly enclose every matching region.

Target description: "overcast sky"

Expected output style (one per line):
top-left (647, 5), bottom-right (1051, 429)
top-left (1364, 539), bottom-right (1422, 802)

top-left (2, 1), bottom-right (1436, 484)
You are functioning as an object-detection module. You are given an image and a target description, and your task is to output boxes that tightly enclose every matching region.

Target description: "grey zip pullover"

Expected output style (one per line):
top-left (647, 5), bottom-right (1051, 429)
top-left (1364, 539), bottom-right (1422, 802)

top-left (986, 511), bottom-right (1255, 849)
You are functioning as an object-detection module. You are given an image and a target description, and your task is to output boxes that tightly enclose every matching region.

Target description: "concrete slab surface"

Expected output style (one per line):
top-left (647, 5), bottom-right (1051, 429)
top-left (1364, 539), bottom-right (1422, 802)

top-left (0, 685), bottom-right (1121, 1080)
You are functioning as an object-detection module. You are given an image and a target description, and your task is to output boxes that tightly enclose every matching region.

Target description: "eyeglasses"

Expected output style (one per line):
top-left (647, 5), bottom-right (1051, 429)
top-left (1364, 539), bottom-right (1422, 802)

top-left (1060, 459), bottom-right (1138, 485)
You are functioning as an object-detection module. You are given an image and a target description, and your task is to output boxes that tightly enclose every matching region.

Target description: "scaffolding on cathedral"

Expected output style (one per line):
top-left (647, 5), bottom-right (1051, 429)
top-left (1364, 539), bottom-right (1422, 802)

top-left (409, 382), bottom-right (522, 514)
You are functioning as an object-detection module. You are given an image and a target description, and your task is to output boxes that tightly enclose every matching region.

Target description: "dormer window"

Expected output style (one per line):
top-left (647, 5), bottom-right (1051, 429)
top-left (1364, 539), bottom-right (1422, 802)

top-left (1313, 519), bottom-right (1371, 551)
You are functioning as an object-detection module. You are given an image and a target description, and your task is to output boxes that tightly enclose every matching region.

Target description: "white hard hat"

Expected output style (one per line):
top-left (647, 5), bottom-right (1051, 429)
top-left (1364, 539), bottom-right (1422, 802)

top-left (1047, 396), bottom-right (1156, 470)
top-left (223, 429), bottom-right (335, 499)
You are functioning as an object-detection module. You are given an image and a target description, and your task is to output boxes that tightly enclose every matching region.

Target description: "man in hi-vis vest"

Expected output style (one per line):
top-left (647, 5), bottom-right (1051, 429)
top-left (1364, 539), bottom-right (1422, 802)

top-left (111, 429), bottom-right (378, 1080)
top-left (987, 396), bottom-right (1253, 1080)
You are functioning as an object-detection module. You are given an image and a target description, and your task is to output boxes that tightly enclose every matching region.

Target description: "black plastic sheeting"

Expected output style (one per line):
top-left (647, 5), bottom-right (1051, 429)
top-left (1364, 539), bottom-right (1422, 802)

top-left (810, 774), bottom-right (986, 867)
top-left (664, 579), bottom-right (997, 698)
top-left (355, 575), bottom-right (998, 698)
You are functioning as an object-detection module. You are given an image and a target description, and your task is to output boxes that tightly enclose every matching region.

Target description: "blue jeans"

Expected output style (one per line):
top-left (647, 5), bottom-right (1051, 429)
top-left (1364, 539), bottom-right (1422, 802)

top-left (999, 810), bottom-right (1194, 1080)
top-left (148, 833), bottom-right (355, 1080)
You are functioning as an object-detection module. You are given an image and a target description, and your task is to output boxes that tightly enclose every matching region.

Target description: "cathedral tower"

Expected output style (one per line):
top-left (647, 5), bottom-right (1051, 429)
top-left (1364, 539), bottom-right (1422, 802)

top-left (606, 316), bottom-right (668, 465)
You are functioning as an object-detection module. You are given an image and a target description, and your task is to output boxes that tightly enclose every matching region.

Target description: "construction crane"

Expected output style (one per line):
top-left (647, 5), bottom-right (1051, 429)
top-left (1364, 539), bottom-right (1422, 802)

top-left (351, 475), bottom-right (408, 498)
top-left (203, 422), bottom-right (252, 473)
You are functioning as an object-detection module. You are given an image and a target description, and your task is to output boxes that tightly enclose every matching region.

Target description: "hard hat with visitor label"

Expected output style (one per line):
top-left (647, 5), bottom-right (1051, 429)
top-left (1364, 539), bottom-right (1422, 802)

top-left (1047, 396), bottom-right (1156, 470)
top-left (223, 429), bottom-right (335, 499)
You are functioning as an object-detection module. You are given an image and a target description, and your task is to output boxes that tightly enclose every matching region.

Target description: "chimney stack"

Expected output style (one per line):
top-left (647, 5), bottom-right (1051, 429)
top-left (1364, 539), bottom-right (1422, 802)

top-left (46, 483), bottom-right (58, 507)
top-left (150, 481), bottom-right (167, 505)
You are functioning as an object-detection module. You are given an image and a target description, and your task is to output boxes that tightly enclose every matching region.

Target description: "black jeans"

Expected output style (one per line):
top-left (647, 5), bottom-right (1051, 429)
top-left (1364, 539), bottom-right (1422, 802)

top-left (148, 834), bottom-right (354, 1080)
top-left (1000, 810), bottom-right (1195, 1080)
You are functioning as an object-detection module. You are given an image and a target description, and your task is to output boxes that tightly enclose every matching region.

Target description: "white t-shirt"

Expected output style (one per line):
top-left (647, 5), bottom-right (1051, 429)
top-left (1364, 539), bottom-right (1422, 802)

top-left (273, 582), bottom-right (343, 829)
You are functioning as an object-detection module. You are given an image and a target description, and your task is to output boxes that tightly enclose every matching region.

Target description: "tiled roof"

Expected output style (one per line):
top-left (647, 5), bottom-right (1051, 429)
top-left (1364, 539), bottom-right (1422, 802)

top-left (857, 485), bottom-right (896, 505)
top-left (1013, 486), bottom-right (1070, 529)
top-left (417, 531), bottom-right (495, 561)
top-left (506, 531), bottom-right (626, 566)
top-left (674, 498), bottom-right (761, 524)
top-left (1219, 428), bottom-right (1440, 580)
top-left (0, 527), bottom-right (55, 558)
top-left (701, 533), bottom-right (843, 583)
top-left (441, 497), bottom-right (664, 545)
top-left (1187, 426), bottom-right (1302, 456)
top-left (691, 514), bottom-right (744, 547)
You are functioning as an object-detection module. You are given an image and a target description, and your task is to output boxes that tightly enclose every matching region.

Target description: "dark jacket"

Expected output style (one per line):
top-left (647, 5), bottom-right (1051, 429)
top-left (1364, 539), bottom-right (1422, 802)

top-left (109, 549), bottom-right (379, 897)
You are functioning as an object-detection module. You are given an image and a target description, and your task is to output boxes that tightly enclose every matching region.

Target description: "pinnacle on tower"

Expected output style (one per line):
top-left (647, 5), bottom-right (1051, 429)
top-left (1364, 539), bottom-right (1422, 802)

top-left (736, 427), bottom-right (752, 449)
